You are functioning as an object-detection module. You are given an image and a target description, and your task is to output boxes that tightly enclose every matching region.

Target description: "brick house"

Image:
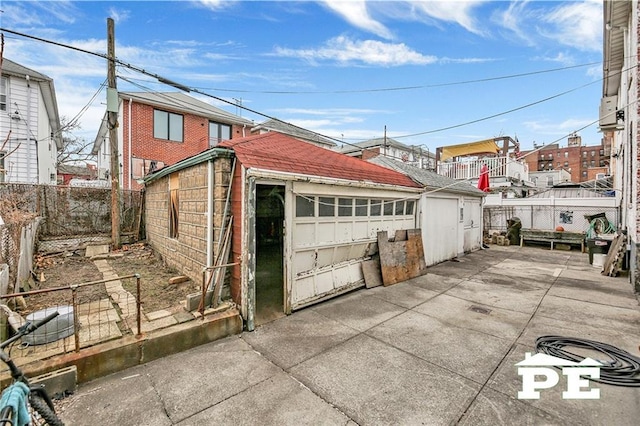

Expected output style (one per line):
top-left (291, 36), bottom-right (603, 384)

top-left (144, 132), bottom-right (423, 330)
top-left (92, 92), bottom-right (253, 190)
top-left (520, 134), bottom-right (610, 183)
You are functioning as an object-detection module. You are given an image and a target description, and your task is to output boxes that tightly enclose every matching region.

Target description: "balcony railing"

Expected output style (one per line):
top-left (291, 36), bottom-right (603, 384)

top-left (437, 156), bottom-right (528, 181)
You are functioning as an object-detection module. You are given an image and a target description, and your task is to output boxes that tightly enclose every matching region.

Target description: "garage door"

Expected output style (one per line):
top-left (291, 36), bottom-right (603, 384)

top-left (291, 191), bottom-right (416, 309)
top-left (423, 197), bottom-right (459, 265)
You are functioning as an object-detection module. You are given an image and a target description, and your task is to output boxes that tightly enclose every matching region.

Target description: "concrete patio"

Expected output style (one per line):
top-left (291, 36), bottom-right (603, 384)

top-left (58, 245), bottom-right (640, 425)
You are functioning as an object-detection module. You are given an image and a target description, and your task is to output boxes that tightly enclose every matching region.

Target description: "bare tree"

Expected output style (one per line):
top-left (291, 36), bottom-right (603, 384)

top-left (56, 117), bottom-right (96, 167)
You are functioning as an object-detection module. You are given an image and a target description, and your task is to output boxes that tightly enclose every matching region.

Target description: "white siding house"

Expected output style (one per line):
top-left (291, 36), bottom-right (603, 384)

top-left (0, 59), bottom-right (62, 184)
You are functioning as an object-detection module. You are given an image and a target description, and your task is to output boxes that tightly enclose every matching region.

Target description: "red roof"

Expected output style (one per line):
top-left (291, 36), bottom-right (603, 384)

top-left (219, 132), bottom-right (420, 188)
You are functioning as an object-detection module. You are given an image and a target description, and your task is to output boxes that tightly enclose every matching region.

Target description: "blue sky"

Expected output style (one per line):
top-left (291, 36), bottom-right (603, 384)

top-left (1, 0), bottom-right (604, 152)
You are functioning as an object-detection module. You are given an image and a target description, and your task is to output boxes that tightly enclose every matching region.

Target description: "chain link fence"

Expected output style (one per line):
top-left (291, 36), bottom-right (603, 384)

top-left (484, 205), bottom-right (619, 234)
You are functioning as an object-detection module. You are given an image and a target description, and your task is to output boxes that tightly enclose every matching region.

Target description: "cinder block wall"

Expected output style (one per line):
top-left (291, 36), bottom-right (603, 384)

top-left (144, 157), bottom-right (232, 285)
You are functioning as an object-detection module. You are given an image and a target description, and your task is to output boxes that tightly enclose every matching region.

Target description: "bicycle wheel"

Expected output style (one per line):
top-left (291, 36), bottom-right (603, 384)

top-left (29, 394), bottom-right (64, 426)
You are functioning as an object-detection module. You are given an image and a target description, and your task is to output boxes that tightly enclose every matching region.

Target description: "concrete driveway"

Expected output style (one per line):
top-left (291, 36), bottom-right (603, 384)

top-left (59, 246), bottom-right (640, 425)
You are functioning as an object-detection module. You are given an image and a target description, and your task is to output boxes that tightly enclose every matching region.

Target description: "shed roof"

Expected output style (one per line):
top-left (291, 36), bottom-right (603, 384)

top-left (219, 132), bottom-right (421, 188)
top-left (369, 156), bottom-right (484, 197)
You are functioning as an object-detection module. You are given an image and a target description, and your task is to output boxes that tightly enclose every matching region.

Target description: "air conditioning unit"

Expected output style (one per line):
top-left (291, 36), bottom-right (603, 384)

top-left (599, 96), bottom-right (619, 128)
top-left (596, 173), bottom-right (608, 180)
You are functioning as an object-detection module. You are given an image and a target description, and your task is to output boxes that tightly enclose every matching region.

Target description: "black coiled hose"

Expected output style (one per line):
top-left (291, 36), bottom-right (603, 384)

top-left (535, 335), bottom-right (640, 387)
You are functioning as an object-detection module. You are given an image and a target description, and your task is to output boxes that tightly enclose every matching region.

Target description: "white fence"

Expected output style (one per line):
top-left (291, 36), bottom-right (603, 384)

top-left (437, 156), bottom-right (528, 181)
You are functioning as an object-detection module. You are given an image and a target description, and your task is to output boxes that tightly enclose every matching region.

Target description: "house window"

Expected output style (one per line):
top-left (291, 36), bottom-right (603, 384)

top-left (338, 198), bottom-right (353, 217)
top-left (582, 152), bottom-right (587, 158)
top-left (548, 153), bottom-right (553, 160)
top-left (582, 171), bottom-right (587, 177)
top-left (383, 200), bottom-right (394, 216)
top-left (0, 77), bottom-right (6, 111)
top-left (394, 200), bottom-right (405, 215)
top-left (564, 152), bottom-right (569, 158)
top-left (355, 199), bottom-right (368, 216)
top-left (319, 197), bottom-right (334, 217)
top-left (169, 174), bottom-right (180, 238)
top-left (405, 200), bottom-right (415, 215)
top-left (599, 149), bottom-right (604, 156)
top-left (564, 161), bottom-right (569, 167)
top-left (591, 151), bottom-right (595, 157)
top-left (296, 196), bottom-right (315, 217)
top-left (370, 200), bottom-right (382, 216)
top-left (209, 121), bottom-right (231, 147)
top-left (591, 160), bottom-right (596, 166)
top-left (540, 154), bottom-right (545, 160)
top-left (582, 161), bottom-right (588, 168)
top-left (154, 109), bottom-right (183, 142)
top-left (547, 176), bottom-right (554, 186)
top-left (600, 159), bottom-right (605, 166)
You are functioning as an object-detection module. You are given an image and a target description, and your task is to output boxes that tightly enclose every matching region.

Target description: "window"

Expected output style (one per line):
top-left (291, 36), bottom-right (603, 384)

top-left (599, 149), bottom-right (604, 156)
top-left (0, 77), bottom-right (6, 111)
top-left (548, 153), bottom-right (553, 160)
top-left (405, 200), bottom-right (415, 215)
top-left (582, 152), bottom-right (587, 158)
top-left (564, 161), bottom-right (569, 167)
top-left (600, 159), bottom-right (605, 167)
top-left (547, 176), bottom-right (554, 186)
top-left (169, 174), bottom-right (179, 238)
top-left (394, 200), bottom-right (405, 215)
top-left (319, 197), bottom-right (335, 217)
top-left (590, 160), bottom-right (596, 166)
top-left (209, 121), bottom-right (232, 147)
top-left (540, 154), bottom-right (545, 160)
top-left (338, 198), bottom-right (352, 217)
top-left (383, 200), bottom-right (394, 216)
top-left (591, 151), bottom-right (595, 157)
top-left (370, 200), bottom-right (382, 216)
top-left (296, 196), bottom-right (315, 217)
top-left (154, 109), bottom-right (183, 142)
top-left (355, 199), bottom-right (368, 216)
top-left (564, 152), bottom-right (569, 158)
top-left (582, 171), bottom-right (587, 177)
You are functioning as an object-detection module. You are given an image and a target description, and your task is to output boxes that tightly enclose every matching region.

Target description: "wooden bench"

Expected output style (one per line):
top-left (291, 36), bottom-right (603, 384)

top-left (520, 229), bottom-right (585, 252)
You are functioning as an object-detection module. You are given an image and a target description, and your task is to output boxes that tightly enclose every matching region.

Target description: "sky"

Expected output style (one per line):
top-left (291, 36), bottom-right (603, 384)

top-left (0, 0), bottom-right (605, 153)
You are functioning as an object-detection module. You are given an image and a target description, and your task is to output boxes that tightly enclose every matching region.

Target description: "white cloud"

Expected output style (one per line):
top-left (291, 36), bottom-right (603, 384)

top-left (274, 36), bottom-right (437, 66)
top-left (108, 7), bottom-right (131, 24)
top-left (321, 0), bottom-right (393, 39)
top-left (409, 0), bottom-right (487, 36)
top-left (540, 0), bottom-right (602, 52)
top-left (494, 0), bottom-right (535, 45)
top-left (524, 117), bottom-right (595, 135)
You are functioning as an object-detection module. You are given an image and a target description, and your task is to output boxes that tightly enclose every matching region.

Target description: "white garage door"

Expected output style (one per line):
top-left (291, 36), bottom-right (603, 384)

top-left (423, 197), bottom-right (459, 265)
top-left (291, 190), bottom-right (416, 309)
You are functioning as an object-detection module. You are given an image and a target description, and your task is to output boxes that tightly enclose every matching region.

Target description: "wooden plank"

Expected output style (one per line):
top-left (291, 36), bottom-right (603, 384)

top-left (378, 229), bottom-right (427, 286)
top-left (362, 257), bottom-right (383, 289)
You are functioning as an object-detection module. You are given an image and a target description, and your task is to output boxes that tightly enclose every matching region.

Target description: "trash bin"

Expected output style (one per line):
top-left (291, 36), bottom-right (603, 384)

top-left (586, 238), bottom-right (612, 264)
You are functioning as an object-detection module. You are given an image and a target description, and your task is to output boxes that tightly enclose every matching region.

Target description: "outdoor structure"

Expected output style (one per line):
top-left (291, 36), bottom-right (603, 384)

top-left (57, 163), bottom-right (97, 185)
top-left (528, 169), bottom-right (572, 189)
top-left (339, 137), bottom-right (435, 170)
top-left (251, 119), bottom-right (337, 149)
top-left (519, 134), bottom-right (610, 183)
top-left (93, 91), bottom-right (253, 190)
top-left (0, 58), bottom-right (62, 184)
top-left (435, 137), bottom-right (530, 192)
top-left (370, 156), bottom-right (485, 264)
top-left (144, 132), bottom-right (423, 331)
top-left (601, 0), bottom-right (638, 290)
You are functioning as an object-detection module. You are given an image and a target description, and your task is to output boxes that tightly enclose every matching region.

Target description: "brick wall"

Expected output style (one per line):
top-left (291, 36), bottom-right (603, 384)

top-left (522, 142), bottom-right (607, 183)
top-left (123, 100), bottom-right (246, 191)
top-left (144, 157), bottom-right (233, 289)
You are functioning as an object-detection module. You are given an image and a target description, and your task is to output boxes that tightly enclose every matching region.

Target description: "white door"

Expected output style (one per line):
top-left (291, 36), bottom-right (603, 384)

top-left (422, 196), bottom-right (459, 265)
top-left (463, 198), bottom-right (482, 252)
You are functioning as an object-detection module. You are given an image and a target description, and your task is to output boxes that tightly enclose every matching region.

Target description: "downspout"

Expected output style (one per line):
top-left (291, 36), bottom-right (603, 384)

top-left (26, 74), bottom-right (34, 182)
top-left (128, 97), bottom-right (132, 190)
top-left (242, 124), bottom-right (246, 137)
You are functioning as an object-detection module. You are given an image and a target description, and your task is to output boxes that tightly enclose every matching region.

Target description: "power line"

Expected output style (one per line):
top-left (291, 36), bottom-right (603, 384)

top-left (0, 26), bottom-right (608, 150)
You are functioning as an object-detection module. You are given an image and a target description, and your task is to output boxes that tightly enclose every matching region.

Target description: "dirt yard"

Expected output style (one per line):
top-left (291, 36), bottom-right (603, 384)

top-left (31, 243), bottom-right (198, 314)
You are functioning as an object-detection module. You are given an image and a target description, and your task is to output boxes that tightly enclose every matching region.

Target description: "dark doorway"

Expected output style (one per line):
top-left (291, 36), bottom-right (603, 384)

top-left (254, 184), bottom-right (285, 325)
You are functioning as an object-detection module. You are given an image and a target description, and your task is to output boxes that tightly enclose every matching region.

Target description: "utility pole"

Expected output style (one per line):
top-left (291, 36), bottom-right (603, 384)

top-left (107, 18), bottom-right (121, 249)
